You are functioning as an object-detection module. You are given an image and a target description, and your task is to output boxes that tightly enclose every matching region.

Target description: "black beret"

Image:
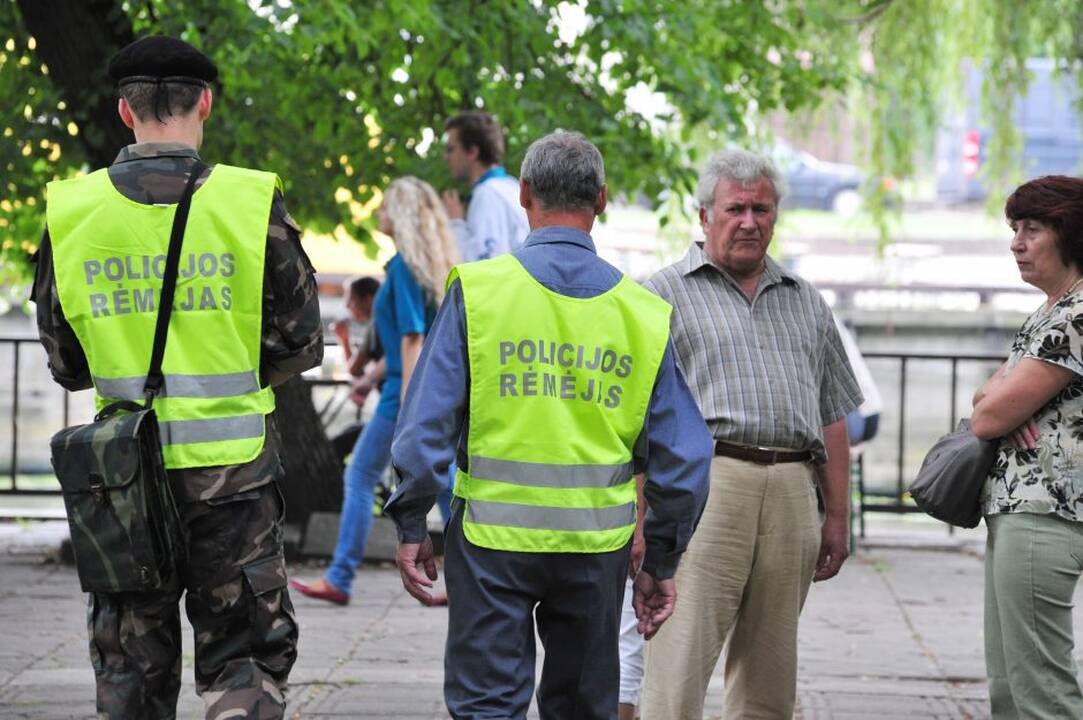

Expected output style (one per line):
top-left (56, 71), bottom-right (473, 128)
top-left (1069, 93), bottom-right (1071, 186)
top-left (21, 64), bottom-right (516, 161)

top-left (107, 35), bottom-right (218, 85)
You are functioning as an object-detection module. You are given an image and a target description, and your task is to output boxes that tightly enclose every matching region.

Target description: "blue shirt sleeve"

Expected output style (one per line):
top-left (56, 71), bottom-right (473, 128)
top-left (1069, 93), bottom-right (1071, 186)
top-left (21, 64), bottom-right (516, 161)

top-left (391, 256), bottom-right (430, 336)
top-left (637, 341), bottom-right (713, 579)
top-left (384, 279), bottom-right (468, 542)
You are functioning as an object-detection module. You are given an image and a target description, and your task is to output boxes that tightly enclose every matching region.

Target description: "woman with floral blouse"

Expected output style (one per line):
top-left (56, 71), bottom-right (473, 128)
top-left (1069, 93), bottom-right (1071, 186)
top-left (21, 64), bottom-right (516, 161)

top-left (972, 175), bottom-right (1083, 718)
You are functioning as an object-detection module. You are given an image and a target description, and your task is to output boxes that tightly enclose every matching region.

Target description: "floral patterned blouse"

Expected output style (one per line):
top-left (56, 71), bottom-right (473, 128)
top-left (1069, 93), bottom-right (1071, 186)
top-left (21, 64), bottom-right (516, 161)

top-left (981, 292), bottom-right (1083, 521)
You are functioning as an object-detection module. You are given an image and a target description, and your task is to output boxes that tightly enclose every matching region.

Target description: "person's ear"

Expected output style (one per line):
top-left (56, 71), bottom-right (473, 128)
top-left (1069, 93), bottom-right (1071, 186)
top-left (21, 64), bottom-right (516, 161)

top-left (519, 180), bottom-right (532, 211)
top-left (699, 207), bottom-right (710, 229)
top-left (198, 88), bottom-right (213, 120)
top-left (118, 97), bottom-right (136, 129)
top-left (594, 185), bottom-right (608, 216)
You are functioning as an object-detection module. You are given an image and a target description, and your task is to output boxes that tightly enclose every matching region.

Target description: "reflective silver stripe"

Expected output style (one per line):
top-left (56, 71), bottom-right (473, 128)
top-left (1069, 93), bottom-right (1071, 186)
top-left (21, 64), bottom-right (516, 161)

top-left (159, 414), bottom-right (264, 445)
top-left (469, 456), bottom-right (633, 489)
top-left (466, 500), bottom-right (636, 532)
top-left (94, 371), bottom-right (259, 400)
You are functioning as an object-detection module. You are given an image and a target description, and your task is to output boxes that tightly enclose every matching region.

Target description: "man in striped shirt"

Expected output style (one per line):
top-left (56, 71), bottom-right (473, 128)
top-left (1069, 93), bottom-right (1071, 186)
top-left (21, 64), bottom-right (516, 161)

top-left (640, 149), bottom-right (862, 719)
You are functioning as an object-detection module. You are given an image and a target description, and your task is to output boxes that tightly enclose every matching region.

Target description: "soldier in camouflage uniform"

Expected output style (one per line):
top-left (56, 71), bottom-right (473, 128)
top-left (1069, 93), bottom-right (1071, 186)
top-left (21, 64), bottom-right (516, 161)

top-left (31, 36), bottom-right (322, 720)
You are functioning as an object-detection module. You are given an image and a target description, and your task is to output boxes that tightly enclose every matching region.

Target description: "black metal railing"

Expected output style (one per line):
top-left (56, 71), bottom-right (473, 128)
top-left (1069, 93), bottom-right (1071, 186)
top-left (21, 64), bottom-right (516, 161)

top-left (0, 336), bottom-right (1008, 513)
top-left (0, 335), bottom-right (74, 495)
top-left (852, 350), bottom-right (1005, 535)
top-left (0, 334), bottom-right (357, 496)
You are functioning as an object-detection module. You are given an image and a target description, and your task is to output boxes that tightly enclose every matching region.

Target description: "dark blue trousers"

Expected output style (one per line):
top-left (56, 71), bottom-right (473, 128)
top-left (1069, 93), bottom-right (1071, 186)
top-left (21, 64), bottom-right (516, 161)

top-left (444, 501), bottom-right (631, 720)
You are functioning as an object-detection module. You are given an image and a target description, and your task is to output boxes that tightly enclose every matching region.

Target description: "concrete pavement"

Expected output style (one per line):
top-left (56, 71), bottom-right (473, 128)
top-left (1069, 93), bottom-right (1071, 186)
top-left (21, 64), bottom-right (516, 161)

top-left (0, 518), bottom-right (1061, 719)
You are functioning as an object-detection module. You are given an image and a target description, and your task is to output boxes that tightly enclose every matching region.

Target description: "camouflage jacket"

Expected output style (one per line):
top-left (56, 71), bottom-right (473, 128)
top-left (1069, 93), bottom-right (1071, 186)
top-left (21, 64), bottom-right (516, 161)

top-left (33, 143), bottom-right (324, 502)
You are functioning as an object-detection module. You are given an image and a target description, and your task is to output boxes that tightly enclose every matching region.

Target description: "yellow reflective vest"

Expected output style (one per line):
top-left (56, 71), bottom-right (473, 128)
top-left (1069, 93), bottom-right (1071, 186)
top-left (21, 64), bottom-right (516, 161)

top-left (451, 253), bottom-right (672, 553)
top-left (47, 163), bottom-right (277, 469)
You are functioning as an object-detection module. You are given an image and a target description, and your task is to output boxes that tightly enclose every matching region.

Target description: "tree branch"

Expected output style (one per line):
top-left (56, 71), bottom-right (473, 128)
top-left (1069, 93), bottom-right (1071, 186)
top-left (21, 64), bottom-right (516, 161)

top-left (834, 0), bottom-right (895, 26)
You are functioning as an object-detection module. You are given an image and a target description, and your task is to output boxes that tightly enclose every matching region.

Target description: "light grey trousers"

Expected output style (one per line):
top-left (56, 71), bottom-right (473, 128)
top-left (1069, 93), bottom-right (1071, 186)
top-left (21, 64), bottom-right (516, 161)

top-left (985, 511), bottom-right (1083, 719)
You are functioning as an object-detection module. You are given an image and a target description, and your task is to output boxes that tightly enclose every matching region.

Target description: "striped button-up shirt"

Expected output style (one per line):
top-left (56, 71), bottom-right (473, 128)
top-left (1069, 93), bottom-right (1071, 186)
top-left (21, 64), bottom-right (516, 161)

top-left (645, 242), bottom-right (861, 463)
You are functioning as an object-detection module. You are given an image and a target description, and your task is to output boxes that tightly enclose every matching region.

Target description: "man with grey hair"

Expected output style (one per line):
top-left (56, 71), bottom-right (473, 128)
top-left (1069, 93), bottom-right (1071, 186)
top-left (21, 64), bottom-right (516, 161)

top-left (640, 148), bottom-right (862, 719)
top-left (385, 130), bottom-right (711, 719)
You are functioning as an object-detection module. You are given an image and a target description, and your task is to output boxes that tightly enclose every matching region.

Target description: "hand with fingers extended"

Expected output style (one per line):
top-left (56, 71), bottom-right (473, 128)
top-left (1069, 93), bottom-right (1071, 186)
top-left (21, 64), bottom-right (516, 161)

top-left (632, 571), bottom-right (676, 640)
top-left (395, 537), bottom-right (448, 607)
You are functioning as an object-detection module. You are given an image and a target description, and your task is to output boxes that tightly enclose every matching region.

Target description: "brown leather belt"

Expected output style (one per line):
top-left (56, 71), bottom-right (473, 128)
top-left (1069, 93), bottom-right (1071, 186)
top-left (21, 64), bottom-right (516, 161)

top-left (714, 441), bottom-right (812, 465)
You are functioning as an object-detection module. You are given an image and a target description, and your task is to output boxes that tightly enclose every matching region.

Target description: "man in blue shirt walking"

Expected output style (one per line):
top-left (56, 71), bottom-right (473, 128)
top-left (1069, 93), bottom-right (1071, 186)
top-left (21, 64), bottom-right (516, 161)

top-left (385, 131), bottom-right (712, 720)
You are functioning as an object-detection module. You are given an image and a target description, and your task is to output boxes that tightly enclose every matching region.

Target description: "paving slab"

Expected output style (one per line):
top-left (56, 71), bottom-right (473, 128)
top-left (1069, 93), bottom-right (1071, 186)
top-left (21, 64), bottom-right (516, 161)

top-left (2, 519), bottom-right (1082, 719)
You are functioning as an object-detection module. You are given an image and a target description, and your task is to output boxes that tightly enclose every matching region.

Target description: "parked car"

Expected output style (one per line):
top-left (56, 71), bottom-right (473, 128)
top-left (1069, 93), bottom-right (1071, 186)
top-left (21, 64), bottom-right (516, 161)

top-left (937, 58), bottom-right (1083, 204)
top-left (770, 140), bottom-right (869, 215)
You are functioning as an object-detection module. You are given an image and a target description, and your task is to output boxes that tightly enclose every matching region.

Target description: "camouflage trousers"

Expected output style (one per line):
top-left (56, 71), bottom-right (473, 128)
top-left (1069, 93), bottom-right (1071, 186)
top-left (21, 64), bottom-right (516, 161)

top-left (88, 480), bottom-right (298, 720)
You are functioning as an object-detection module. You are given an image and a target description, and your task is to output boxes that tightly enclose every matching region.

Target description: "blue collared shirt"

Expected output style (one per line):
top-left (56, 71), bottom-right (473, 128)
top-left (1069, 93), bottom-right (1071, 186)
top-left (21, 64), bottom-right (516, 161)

top-left (474, 166), bottom-right (509, 185)
top-left (449, 166), bottom-right (530, 261)
top-left (385, 226), bottom-right (712, 578)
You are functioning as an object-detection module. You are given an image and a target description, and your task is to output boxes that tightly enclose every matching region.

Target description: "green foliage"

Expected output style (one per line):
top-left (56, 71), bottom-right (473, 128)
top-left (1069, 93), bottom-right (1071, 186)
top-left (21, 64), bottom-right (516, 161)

top-left (4, 0), bottom-right (1083, 277)
top-left (0, 2), bottom-right (79, 281)
top-left (0, 0), bottom-right (862, 279)
top-left (849, 0), bottom-right (960, 245)
top-left (858, 0), bottom-right (1083, 240)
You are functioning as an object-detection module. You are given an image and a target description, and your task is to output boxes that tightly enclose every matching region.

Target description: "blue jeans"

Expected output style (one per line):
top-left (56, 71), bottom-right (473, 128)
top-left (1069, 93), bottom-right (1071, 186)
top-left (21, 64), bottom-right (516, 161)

top-left (326, 412), bottom-right (396, 595)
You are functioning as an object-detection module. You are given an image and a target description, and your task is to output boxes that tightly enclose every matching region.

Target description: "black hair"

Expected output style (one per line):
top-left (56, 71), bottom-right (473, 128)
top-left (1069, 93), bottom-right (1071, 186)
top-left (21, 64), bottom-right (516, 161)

top-left (349, 276), bottom-right (380, 300)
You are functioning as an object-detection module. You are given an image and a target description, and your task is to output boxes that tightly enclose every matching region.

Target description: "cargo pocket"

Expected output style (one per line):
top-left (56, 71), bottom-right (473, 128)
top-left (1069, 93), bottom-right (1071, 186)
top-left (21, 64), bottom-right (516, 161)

top-left (88, 593), bottom-right (125, 674)
top-left (272, 478), bottom-right (287, 526)
top-left (242, 554), bottom-right (298, 680)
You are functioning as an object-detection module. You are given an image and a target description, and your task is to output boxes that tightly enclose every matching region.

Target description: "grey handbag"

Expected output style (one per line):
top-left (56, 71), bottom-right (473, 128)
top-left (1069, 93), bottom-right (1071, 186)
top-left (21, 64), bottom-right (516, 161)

top-left (908, 419), bottom-right (999, 529)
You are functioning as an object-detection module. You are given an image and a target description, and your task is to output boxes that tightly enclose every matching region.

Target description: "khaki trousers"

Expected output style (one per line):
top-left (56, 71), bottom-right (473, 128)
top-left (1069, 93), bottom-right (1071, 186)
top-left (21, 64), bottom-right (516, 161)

top-left (641, 455), bottom-right (820, 719)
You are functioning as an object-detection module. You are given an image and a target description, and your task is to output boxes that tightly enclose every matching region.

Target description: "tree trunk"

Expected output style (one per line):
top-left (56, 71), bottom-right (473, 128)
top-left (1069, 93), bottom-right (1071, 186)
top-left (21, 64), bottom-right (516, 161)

top-left (15, 0), bottom-right (134, 167)
top-left (271, 377), bottom-right (343, 527)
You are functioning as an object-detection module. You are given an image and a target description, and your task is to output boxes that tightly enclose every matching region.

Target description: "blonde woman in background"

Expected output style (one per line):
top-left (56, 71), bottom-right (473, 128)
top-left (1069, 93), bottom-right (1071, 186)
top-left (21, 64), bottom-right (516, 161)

top-left (291, 176), bottom-right (459, 605)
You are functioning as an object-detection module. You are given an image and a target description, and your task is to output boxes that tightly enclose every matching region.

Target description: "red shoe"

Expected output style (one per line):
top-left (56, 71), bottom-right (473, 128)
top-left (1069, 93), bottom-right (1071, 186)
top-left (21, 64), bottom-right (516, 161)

top-left (289, 578), bottom-right (349, 606)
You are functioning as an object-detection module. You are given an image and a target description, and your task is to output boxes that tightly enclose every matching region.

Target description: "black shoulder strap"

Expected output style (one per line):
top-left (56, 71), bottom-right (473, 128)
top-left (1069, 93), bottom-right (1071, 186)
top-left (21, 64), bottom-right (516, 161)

top-left (143, 161), bottom-right (207, 405)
